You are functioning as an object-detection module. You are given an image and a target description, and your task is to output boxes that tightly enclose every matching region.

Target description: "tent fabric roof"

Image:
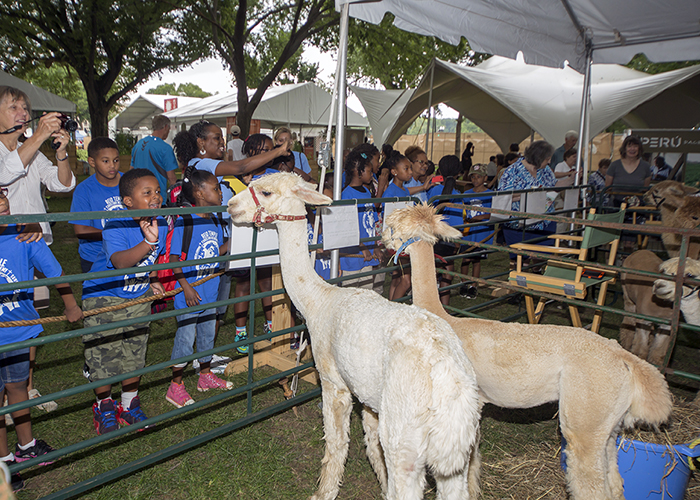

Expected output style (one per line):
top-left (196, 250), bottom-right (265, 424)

top-left (164, 82), bottom-right (368, 128)
top-left (352, 57), bottom-right (700, 151)
top-left (115, 94), bottom-right (202, 130)
top-left (0, 70), bottom-right (76, 113)
top-left (341, 0), bottom-right (700, 73)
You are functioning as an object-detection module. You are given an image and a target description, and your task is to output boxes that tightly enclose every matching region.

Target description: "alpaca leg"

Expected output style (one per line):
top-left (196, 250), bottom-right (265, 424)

top-left (561, 430), bottom-right (608, 500)
top-left (604, 434), bottom-right (625, 500)
top-left (434, 467), bottom-right (470, 500)
top-left (467, 428), bottom-right (482, 500)
top-left (630, 321), bottom-right (652, 360)
top-left (361, 405), bottom-right (387, 496)
top-left (310, 383), bottom-right (354, 500)
top-left (619, 316), bottom-right (636, 351)
top-left (648, 325), bottom-right (671, 366)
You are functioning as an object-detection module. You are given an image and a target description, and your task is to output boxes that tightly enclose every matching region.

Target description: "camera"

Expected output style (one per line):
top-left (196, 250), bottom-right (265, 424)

top-left (50, 113), bottom-right (78, 150)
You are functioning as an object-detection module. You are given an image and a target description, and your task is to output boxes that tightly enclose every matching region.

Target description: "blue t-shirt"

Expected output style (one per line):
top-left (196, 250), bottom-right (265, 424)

top-left (340, 185), bottom-right (379, 272)
top-left (382, 182), bottom-right (410, 199)
top-left (189, 158), bottom-right (231, 223)
top-left (462, 188), bottom-right (494, 246)
top-left (293, 151), bottom-right (311, 174)
top-left (82, 217), bottom-right (168, 300)
top-left (307, 222), bottom-right (330, 281)
top-left (0, 226), bottom-right (62, 344)
top-left (131, 136), bottom-right (179, 198)
top-left (252, 168), bottom-right (278, 180)
top-left (69, 174), bottom-right (124, 263)
top-left (427, 184), bottom-right (463, 229)
top-left (170, 214), bottom-right (223, 310)
top-left (405, 177), bottom-right (428, 203)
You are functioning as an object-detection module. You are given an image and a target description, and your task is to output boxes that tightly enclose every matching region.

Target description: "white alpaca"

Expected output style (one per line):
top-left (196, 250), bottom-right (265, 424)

top-left (227, 173), bottom-right (481, 500)
top-left (382, 204), bottom-right (673, 500)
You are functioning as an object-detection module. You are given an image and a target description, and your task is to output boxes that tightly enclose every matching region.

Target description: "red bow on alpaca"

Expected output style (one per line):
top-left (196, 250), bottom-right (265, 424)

top-left (249, 186), bottom-right (307, 227)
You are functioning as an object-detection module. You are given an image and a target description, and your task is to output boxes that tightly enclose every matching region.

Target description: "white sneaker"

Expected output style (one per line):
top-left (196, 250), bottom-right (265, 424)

top-left (193, 354), bottom-right (231, 374)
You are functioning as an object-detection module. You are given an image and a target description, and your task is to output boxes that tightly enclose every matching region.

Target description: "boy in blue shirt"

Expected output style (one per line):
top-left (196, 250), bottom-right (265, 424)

top-left (70, 137), bottom-right (124, 273)
top-left (81, 169), bottom-right (168, 435)
top-left (0, 188), bottom-right (83, 490)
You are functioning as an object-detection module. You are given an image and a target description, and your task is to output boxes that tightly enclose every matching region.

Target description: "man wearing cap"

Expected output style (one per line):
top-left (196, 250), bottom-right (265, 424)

top-left (227, 125), bottom-right (246, 161)
top-left (130, 115), bottom-right (178, 200)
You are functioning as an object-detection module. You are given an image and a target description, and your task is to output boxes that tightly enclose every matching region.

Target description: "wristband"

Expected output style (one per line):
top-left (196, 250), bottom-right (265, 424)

top-left (144, 237), bottom-right (159, 246)
top-left (56, 154), bottom-right (69, 161)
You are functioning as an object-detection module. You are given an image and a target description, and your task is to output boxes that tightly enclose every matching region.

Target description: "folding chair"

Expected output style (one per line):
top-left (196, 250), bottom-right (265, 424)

top-left (507, 205), bottom-right (626, 333)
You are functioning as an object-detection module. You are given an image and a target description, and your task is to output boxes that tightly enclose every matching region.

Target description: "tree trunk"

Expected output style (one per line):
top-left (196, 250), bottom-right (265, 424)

top-left (455, 112), bottom-right (463, 156)
top-left (235, 104), bottom-right (252, 139)
top-left (87, 99), bottom-right (110, 138)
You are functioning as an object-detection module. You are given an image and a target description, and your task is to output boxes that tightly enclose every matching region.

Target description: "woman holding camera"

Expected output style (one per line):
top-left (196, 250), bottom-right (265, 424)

top-left (0, 85), bottom-right (75, 244)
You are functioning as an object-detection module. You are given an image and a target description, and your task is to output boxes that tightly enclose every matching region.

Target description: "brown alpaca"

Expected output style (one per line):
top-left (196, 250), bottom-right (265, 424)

top-left (643, 180), bottom-right (700, 259)
top-left (382, 204), bottom-right (672, 500)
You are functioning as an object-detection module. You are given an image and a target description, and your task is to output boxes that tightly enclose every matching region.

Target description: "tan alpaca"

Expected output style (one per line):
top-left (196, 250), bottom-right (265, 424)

top-left (643, 180), bottom-right (700, 259)
top-left (228, 174), bottom-right (481, 500)
top-left (382, 204), bottom-right (672, 500)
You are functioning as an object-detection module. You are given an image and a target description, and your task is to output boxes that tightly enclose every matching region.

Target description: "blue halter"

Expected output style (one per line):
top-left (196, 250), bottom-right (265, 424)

top-left (391, 231), bottom-right (420, 264)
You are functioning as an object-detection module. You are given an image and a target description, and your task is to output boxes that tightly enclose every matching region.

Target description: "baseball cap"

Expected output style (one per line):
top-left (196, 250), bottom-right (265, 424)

top-left (230, 125), bottom-right (241, 136)
top-left (467, 164), bottom-right (487, 177)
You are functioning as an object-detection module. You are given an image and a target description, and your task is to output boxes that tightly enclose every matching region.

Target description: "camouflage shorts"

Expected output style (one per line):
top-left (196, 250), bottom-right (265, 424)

top-left (82, 291), bottom-right (152, 382)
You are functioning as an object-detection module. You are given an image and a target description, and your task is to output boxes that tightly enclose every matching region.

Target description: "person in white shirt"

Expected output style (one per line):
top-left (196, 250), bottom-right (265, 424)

top-left (226, 125), bottom-right (245, 162)
top-left (0, 86), bottom-right (75, 244)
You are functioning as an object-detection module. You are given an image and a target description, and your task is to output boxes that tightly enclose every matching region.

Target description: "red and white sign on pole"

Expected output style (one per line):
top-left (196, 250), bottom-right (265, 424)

top-left (164, 98), bottom-right (178, 112)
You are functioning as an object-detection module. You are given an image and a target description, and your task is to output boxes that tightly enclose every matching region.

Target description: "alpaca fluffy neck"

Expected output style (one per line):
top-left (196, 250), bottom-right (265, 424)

top-left (275, 220), bottom-right (332, 318)
top-left (408, 240), bottom-right (450, 320)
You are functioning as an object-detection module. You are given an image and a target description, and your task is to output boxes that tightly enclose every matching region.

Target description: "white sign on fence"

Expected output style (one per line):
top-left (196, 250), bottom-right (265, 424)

top-left (227, 221), bottom-right (280, 270)
top-left (320, 205), bottom-right (360, 250)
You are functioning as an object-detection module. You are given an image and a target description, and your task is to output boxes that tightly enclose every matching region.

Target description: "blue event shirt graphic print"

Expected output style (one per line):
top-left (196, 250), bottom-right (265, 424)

top-left (361, 202), bottom-right (377, 238)
top-left (194, 230), bottom-right (219, 279)
top-left (0, 258), bottom-right (20, 318)
top-left (101, 196), bottom-right (125, 228)
top-left (123, 247), bottom-right (158, 294)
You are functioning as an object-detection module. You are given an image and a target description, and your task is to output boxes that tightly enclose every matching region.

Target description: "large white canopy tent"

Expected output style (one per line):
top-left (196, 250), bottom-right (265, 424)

top-left (114, 94), bottom-right (202, 131)
top-left (351, 56), bottom-right (700, 152)
top-left (0, 70), bottom-right (76, 113)
top-left (163, 82), bottom-right (368, 130)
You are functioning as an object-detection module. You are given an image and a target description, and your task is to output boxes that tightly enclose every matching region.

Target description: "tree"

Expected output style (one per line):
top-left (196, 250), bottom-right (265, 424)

top-left (0, 0), bottom-right (209, 136)
top-left (186, 0), bottom-right (338, 137)
top-left (147, 82), bottom-right (214, 98)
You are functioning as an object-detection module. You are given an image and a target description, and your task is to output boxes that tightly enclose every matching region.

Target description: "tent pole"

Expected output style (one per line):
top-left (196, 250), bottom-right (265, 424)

top-left (574, 42), bottom-right (592, 185)
top-left (425, 61), bottom-right (435, 157)
top-left (330, 2), bottom-right (350, 279)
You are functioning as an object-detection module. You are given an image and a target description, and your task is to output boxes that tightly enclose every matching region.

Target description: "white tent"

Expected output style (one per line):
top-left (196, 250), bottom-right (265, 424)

top-left (0, 70), bottom-right (76, 113)
top-left (342, 0), bottom-right (700, 72)
top-left (164, 82), bottom-right (368, 129)
top-left (114, 94), bottom-right (202, 130)
top-left (352, 57), bottom-right (700, 151)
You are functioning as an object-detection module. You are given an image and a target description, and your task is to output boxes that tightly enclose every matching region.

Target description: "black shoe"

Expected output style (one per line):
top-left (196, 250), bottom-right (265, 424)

top-left (465, 286), bottom-right (478, 299)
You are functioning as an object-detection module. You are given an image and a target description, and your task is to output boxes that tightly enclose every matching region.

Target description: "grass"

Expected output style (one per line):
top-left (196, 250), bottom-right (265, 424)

top-left (11, 193), bottom-right (699, 499)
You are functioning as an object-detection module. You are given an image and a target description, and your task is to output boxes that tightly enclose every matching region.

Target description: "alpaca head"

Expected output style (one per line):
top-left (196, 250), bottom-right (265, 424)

top-left (382, 203), bottom-right (462, 253)
top-left (652, 257), bottom-right (700, 301)
top-left (643, 180), bottom-right (699, 212)
top-left (228, 172), bottom-right (331, 225)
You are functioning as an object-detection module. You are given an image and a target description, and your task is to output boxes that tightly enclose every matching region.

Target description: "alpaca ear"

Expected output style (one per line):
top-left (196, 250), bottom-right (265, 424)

top-left (683, 185), bottom-right (700, 195)
top-left (659, 257), bottom-right (680, 275)
top-left (433, 218), bottom-right (463, 241)
top-left (291, 184), bottom-right (332, 206)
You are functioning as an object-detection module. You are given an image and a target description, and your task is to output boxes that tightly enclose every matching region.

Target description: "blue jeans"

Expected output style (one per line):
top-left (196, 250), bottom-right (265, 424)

top-left (171, 309), bottom-right (217, 368)
top-left (0, 347), bottom-right (30, 392)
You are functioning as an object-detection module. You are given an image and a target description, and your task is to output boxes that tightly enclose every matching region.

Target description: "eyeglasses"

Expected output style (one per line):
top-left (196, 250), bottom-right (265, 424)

top-left (414, 160), bottom-right (427, 165)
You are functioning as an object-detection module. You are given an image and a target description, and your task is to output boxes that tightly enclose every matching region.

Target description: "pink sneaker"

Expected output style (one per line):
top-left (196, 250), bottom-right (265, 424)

top-left (165, 382), bottom-right (194, 408)
top-left (197, 372), bottom-right (233, 392)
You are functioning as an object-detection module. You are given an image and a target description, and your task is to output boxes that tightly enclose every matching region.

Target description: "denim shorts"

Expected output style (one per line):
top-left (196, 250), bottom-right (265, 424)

top-left (0, 347), bottom-right (31, 391)
top-left (171, 309), bottom-right (217, 368)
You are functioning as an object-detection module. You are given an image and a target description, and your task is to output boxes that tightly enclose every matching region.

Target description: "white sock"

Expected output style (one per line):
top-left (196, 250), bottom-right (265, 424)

top-left (17, 439), bottom-right (36, 451)
top-left (121, 391), bottom-right (138, 410)
top-left (0, 453), bottom-right (14, 462)
top-left (236, 326), bottom-right (247, 336)
top-left (96, 396), bottom-right (112, 406)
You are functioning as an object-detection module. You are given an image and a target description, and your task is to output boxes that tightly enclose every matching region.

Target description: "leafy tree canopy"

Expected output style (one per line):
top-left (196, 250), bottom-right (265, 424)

top-left (0, 0), bottom-right (210, 136)
top-left (147, 82), bottom-right (213, 98)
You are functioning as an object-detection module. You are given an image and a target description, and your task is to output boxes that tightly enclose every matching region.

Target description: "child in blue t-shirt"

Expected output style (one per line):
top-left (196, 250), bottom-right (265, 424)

top-left (81, 169), bottom-right (168, 436)
top-left (459, 163), bottom-right (493, 299)
top-left (0, 188), bottom-right (82, 485)
top-left (70, 137), bottom-right (124, 273)
top-left (426, 155), bottom-right (466, 305)
top-left (165, 169), bottom-right (232, 408)
top-left (380, 150), bottom-right (414, 300)
top-left (340, 149), bottom-right (384, 294)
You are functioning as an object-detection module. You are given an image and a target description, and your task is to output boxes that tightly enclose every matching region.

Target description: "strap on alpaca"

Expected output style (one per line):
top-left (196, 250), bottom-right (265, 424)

top-left (249, 186), bottom-right (307, 227)
top-left (391, 231), bottom-right (420, 264)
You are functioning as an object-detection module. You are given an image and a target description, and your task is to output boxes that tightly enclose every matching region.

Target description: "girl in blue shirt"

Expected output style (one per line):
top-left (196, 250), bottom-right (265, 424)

top-left (340, 149), bottom-right (384, 294)
top-left (166, 168), bottom-right (232, 409)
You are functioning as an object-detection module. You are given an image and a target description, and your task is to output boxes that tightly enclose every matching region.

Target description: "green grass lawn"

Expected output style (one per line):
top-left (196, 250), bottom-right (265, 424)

top-left (12, 194), bottom-right (699, 499)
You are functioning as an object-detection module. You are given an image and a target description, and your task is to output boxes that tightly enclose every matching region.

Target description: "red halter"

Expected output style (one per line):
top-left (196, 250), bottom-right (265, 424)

top-left (249, 186), bottom-right (307, 227)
